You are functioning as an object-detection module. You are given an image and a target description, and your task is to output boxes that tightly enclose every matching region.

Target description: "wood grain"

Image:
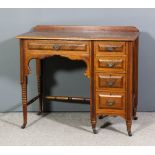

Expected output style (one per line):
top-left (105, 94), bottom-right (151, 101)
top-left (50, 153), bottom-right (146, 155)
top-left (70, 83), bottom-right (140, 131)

top-left (17, 25), bottom-right (139, 136)
top-left (16, 25), bottom-right (139, 41)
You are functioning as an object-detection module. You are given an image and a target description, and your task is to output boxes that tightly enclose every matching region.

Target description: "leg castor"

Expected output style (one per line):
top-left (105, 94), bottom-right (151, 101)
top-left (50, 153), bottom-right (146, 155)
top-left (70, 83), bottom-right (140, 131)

top-left (126, 120), bottom-right (132, 137)
top-left (93, 129), bottom-right (97, 134)
top-left (21, 124), bottom-right (26, 129)
top-left (128, 131), bottom-right (132, 137)
top-left (133, 116), bottom-right (138, 120)
top-left (91, 121), bottom-right (97, 134)
top-left (37, 111), bottom-right (42, 115)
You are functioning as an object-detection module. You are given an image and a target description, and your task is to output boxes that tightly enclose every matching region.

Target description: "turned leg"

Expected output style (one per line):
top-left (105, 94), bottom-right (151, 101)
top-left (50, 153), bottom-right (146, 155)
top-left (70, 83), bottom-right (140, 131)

top-left (21, 77), bottom-right (28, 129)
top-left (36, 59), bottom-right (43, 115)
top-left (126, 120), bottom-right (132, 136)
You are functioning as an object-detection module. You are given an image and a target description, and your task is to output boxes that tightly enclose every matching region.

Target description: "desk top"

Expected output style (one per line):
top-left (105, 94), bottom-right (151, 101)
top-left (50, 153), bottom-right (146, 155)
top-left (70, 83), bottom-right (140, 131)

top-left (16, 25), bottom-right (139, 41)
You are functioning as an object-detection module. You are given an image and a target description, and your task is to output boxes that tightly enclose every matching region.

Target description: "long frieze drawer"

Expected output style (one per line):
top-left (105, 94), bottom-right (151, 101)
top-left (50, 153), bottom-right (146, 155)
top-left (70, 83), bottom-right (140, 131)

top-left (26, 40), bottom-right (90, 52)
top-left (95, 41), bottom-right (126, 55)
top-left (95, 56), bottom-right (126, 72)
top-left (96, 92), bottom-right (125, 110)
top-left (96, 73), bottom-right (126, 90)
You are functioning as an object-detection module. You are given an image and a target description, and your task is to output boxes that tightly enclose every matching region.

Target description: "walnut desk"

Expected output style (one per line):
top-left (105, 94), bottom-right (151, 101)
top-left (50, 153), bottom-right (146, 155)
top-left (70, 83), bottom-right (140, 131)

top-left (16, 25), bottom-right (139, 136)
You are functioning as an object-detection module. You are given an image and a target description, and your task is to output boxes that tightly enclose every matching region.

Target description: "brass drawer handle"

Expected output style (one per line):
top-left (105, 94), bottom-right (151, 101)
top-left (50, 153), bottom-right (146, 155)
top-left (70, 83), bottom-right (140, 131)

top-left (106, 47), bottom-right (114, 52)
top-left (107, 62), bottom-right (115, 68)
top-left (53, 44), bottom-right (61, 50)
top-left (107, 101), bottom-right (115, 106)
top-left (108, 80), bottom-right (115, 87)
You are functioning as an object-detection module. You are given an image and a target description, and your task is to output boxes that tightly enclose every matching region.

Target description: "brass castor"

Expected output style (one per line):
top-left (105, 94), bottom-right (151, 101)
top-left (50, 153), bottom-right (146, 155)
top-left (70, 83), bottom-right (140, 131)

top-left (133, 116), bottom-right (138, 120)
top-left (21, 124), bottom-right (26, 129)
top-left (128, 131), bottom-right (132, 137)
top-left (93, 129), bottom-right (97, 134)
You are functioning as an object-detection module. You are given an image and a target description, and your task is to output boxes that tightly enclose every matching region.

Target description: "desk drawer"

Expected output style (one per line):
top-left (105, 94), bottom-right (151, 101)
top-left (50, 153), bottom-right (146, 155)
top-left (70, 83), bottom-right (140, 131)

top-left (96, 73), bottom-right (126, 91)
top-left (95, 56), bottom-right (126, 73)
top-left (96, 92), bottom-right (125, 110)
top-left (95, 41), bottom-right (126, 55)
top-left (27, 40), bottom-right (90, 52)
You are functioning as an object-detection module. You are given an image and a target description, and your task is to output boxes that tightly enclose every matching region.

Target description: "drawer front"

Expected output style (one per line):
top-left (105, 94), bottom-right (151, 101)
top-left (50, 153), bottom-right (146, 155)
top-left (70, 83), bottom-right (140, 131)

top-left (96, 92), bottom-right (125, 110)
top-left (95, 56), bottom-right (126, 72)
top-left (95, 41), bottom-right (126, 55)
top-left (96, 73), bottom-right (126, 91)
top-left (27, 40), bottom-right (90, 52)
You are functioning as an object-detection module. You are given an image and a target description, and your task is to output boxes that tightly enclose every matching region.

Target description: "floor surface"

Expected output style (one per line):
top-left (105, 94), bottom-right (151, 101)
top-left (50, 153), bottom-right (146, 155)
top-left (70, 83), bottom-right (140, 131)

top-left (0, 112), bottom-right (155, 146)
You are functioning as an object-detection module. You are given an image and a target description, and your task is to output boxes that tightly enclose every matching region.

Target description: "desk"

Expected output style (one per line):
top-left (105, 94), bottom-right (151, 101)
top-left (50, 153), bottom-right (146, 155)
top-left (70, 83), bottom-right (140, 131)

top-left (17, 25), bottom-right (139, 136)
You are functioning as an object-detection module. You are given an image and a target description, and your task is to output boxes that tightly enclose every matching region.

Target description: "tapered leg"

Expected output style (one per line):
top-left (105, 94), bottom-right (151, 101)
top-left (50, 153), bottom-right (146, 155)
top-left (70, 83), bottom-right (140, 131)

top-left (90, 41), bottom-right (97, 134)
top-left (36, 59), bottom-right (43, 115)
top-left (21, 77), bottom-right (28, 129)
top-left (90, 99), bottom-right (97, 134)
top-left (91, 120), bottom-right (97, 134)
top-left (126, 120), bottom-right (132, 136)
top-left (126, 42), bottom-right (134, 136)
top-left (133, 38), bottom-right (139, 120)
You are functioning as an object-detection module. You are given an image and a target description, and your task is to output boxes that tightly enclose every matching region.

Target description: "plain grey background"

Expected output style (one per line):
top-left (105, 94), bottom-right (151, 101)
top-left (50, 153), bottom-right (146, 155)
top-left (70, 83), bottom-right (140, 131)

top-left (0, 8), bottom-right (154, 112)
